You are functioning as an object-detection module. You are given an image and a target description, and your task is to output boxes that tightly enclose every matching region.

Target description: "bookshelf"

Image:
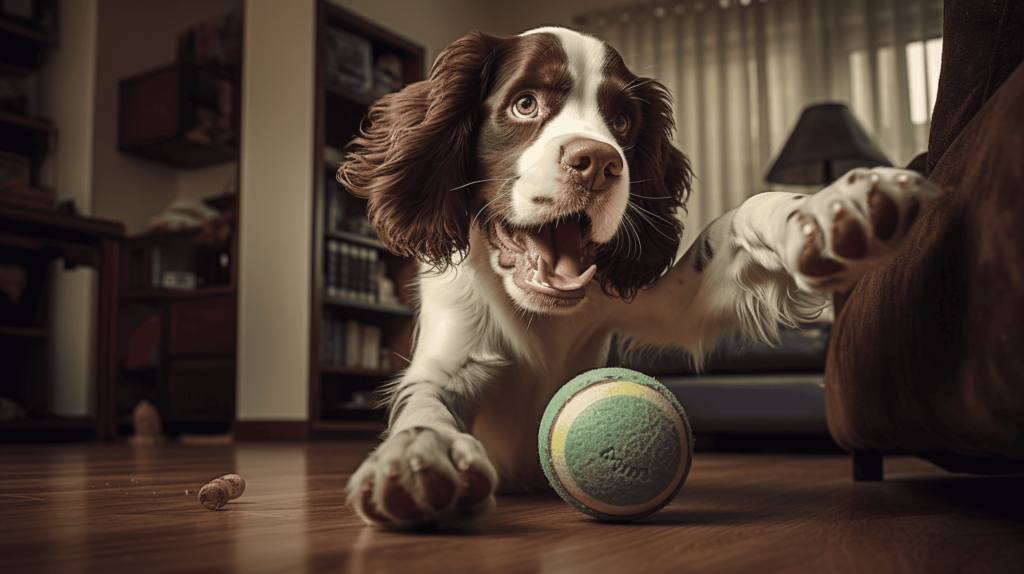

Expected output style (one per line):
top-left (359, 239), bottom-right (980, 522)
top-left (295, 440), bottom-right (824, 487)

top-left (309, 2), bottom-right (424, 435)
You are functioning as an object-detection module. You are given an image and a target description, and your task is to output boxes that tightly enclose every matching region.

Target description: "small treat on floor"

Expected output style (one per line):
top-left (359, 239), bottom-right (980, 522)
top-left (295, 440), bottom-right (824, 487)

top-left (199, 482), bottom-right (229, 510)
top-left (198, 474), bottom-right (245, 510)
top-left (217, 474), bottom-right (246, 500)
top-left (130, 401), bottom-right (164, 445)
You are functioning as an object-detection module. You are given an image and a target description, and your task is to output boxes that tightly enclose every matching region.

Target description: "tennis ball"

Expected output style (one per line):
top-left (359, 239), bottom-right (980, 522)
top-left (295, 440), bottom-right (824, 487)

top-left (538, 367), bottom-right (693, 522)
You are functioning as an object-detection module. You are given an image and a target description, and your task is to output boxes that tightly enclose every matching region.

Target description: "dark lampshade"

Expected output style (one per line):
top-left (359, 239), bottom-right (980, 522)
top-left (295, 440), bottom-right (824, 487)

top-left (765, 103), bottom-right (891, 185)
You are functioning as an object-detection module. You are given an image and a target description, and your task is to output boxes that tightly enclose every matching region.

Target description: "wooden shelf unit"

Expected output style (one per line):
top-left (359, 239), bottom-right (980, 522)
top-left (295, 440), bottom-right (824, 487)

top-left (0, 203), bottom-right (125, 441)
top-left (115, 220), bottom-right (239, 435)
top-left (309, 2), bottom-right (423, 435)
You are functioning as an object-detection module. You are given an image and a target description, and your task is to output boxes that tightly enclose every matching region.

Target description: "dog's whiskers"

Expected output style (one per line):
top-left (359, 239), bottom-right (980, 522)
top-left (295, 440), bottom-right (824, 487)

top-left (629, 192), bottom-right (675, 200)
top-left (472, 190), bottom-right (509, 227)
top-left (472, 177), bottom-right (517, 228)
top-left (628, 201), bottom-right (675, 225)
top-left (449, 178), bottom-right (511, 192)
top-left (626, 202), bottom-right (676, 242)
top-left (621, 211), bottom-right (643, 260)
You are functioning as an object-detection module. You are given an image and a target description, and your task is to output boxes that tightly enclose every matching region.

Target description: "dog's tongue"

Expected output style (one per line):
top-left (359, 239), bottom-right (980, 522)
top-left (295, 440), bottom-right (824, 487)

top-left (526, 222), bottom-right (597, 291)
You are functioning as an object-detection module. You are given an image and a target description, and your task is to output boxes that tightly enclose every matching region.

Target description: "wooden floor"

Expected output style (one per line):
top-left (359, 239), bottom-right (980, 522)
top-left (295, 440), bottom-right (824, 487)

top-left (1, 441), bottom-right (1022, 574)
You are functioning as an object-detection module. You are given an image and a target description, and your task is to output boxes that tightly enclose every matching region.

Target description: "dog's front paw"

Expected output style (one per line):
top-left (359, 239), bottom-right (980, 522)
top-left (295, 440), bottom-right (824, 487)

top-left (346, 427), bottom-right (498, 529)
top-left (785, 167), bottom-right (941, 292)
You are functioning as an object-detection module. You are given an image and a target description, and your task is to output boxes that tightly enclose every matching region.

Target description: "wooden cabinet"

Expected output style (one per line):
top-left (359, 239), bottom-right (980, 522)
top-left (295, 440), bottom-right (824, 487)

top-left (308, 3), bottom-right (423, 435)
top-left (117, 289), bottom-right (237, 431)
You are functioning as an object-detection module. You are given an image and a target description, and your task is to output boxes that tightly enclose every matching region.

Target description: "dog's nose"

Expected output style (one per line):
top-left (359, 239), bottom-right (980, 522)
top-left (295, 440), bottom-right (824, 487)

top-left (562, 138), bottom-right (623, 192)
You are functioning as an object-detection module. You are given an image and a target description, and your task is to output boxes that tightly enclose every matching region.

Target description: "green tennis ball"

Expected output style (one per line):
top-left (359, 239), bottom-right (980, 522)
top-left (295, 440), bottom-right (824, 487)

top-left (538, 367), bottom-right (693, 522)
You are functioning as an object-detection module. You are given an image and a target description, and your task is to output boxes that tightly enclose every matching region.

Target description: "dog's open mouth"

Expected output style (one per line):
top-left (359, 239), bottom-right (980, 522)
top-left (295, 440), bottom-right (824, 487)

top-left (489, 212), bottom-right (598, 300)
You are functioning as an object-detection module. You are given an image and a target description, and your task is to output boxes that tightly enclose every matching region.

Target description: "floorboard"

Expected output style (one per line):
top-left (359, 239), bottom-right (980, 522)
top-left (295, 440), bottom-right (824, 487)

top-left (0, 441), bottom-right (1021, 573)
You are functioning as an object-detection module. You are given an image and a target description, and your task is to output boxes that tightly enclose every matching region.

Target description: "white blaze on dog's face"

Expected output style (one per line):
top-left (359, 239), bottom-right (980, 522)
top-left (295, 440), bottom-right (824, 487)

top-left (474, 28), bottom-right (640, 314)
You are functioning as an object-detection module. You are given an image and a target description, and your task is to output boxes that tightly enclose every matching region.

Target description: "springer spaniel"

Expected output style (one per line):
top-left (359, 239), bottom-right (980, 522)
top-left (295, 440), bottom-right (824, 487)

top-left (338, 26), bottom-right (939, 528)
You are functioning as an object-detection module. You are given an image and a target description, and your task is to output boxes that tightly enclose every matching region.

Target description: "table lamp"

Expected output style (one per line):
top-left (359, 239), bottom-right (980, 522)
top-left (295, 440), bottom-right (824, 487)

top-left (765, 103), bottom-right (891, 185)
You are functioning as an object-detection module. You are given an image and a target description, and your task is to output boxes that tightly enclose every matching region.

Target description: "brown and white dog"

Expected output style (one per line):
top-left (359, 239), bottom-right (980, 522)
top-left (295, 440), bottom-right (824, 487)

top-left (338, 26), bottom-right (939, 528)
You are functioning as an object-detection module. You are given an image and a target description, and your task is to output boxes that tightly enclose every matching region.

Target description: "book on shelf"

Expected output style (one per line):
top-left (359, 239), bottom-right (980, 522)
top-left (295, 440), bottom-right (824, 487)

top-left (320, 314), bottom-right (392, 372)
top-left (345, 319), bottom-right (362, 368)
top-left (324, 238), bottom-right (382, 306)
top-left (339, 241), bottom-right (352, 299)
top-left (325, 239), bottom-right (339, 298)
top-left (361, 324), bottom-right (381, 370)
top-left (320, 312), bottom-right (396, 372)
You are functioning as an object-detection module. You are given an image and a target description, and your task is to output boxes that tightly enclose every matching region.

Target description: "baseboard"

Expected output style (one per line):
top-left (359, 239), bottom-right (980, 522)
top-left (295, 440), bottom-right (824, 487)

top-left (233, 420), bottom-right (309, 441)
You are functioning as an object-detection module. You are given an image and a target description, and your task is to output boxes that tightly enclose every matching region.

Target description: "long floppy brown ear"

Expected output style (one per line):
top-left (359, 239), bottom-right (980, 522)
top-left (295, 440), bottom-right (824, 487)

top-left (337, 32), bottom-right (499, 270)
top-left (598, 79), bottom-right (693, 300)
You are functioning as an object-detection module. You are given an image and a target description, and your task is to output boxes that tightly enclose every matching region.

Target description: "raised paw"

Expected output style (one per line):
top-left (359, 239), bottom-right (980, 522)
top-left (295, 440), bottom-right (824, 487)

top-left (785, 167), bottom-right (941, 292)
top-left (346, 427), bottom-right (498, 529)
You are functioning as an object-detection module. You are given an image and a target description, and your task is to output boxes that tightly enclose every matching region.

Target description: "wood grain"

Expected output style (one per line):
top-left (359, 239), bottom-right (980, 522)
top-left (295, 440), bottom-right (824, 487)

top-left (0, 442), bottom-right (1021, 573)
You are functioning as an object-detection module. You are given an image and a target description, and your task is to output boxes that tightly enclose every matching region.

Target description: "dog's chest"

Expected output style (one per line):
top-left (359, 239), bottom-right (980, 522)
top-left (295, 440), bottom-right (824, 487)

top-left (469, 324), bottom-right (613, 493)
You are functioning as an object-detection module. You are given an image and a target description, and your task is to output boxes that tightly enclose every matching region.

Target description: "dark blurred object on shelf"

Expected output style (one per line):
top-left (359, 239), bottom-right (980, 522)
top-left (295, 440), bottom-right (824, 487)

top-left (0, 0), bottom-right (56, 34)
top-left (0, 74), bottom-right (36, 116)
top-left (325, 26), bottom-right (373, 103)
top-left (0, 150), bottom-right (52, 209)
top-left (176, 10), bottom-right (242, 72)
top-left (372, 53), bottom-right (404, 99)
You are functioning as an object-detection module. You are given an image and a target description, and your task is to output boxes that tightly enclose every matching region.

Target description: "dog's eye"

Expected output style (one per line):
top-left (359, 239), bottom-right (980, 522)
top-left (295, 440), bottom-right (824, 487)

top-left (611, 114), bottom-right (630, 135)
top-left (512, 95), bottom-right (539, 119)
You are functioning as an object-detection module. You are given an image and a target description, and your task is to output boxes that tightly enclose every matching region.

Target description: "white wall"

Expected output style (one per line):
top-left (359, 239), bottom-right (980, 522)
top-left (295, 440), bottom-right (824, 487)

top-left (235, 0), bottom-right (317, 421)
top-left (42, 0), bottom-right (100, 417)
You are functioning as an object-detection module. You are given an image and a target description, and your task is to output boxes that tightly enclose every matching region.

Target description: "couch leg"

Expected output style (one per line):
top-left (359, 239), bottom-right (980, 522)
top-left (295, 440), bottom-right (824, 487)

top-left (852, 450), bottom-right (884, 481)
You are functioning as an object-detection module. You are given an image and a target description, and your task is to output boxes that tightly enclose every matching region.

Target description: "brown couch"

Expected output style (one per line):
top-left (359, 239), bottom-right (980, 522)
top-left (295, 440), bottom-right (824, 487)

top-left (825, 0), bottom-right (1024, 479)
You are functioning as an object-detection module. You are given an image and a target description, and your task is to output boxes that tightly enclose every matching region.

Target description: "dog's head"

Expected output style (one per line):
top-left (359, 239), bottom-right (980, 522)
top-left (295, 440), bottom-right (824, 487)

top-left (339, 27), bottom-right (692, 314)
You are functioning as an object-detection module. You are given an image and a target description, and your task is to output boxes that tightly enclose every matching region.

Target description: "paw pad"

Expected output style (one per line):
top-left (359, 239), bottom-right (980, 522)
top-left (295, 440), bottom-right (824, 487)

top-left (868, 183), bottom-right (899, 241)
top-left (831, 208), bottom-right (867, 259)
top-left (796, 216), bottom-right (845, 277)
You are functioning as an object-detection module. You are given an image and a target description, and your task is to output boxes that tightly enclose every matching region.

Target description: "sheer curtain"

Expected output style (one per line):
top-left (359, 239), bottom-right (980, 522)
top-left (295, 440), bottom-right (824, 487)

top-left (575, 0), bottom-right (943, 251)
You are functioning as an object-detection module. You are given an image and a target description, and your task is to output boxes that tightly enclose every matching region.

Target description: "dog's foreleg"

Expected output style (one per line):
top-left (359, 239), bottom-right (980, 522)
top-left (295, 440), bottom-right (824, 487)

top-left (345, 271), bottom-right (502, 529)
top-left (620, 167), bottom-right (940, 361)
